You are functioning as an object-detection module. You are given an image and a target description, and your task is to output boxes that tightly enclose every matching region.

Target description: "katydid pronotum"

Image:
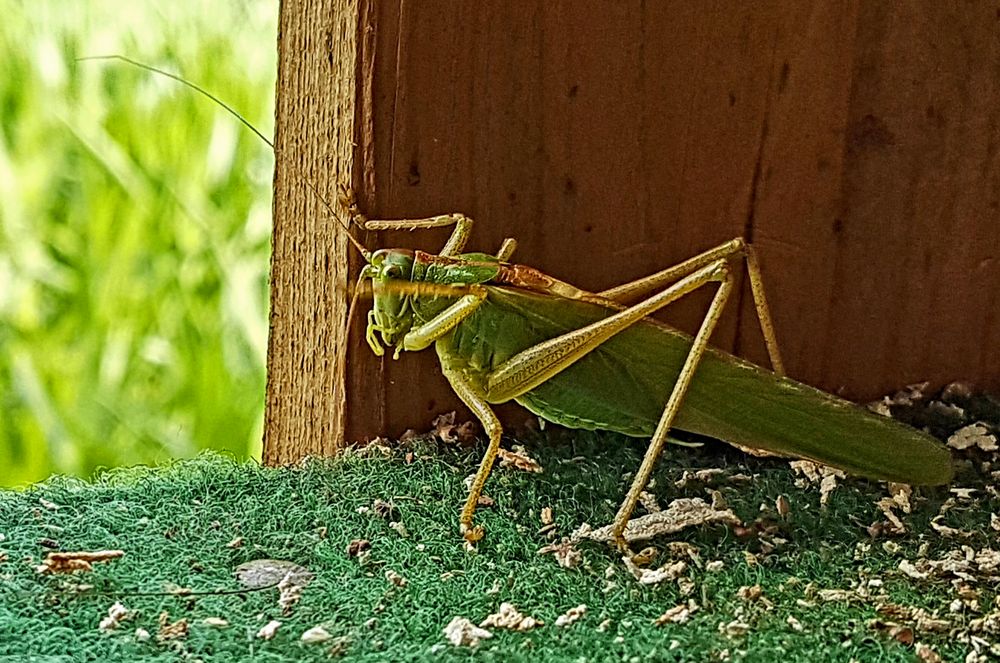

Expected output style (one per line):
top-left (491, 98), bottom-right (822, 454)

top-left (95, 56), bottom-right (954, 552)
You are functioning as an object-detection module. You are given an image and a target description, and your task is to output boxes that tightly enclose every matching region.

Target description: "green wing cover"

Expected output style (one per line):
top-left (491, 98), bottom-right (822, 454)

top-left (442, 286), bottom-right (952, 486)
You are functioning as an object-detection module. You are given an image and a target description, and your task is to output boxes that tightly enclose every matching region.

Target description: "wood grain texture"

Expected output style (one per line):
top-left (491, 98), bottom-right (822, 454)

top-left (268, 0), bottom-right (1000, 455)
top-left (264, 0), bottom-right (361, 463)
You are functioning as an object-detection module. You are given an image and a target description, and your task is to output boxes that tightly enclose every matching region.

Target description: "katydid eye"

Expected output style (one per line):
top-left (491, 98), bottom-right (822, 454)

top-left (386, 266), bottom-right (402, 278)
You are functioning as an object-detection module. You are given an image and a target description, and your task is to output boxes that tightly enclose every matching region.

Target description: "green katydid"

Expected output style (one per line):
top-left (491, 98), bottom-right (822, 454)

top-left (345, 195), bottom-right (952, 548)
top-left (93, 56), bottom-right (954, 551)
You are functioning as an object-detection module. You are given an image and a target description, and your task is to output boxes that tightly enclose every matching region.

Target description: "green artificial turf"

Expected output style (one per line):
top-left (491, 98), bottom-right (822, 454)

top-left (1, 429), bottom-right (996, 662)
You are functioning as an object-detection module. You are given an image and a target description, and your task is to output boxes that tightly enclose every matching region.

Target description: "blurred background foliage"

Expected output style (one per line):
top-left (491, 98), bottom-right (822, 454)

top-left (0, 1), bottom-right (277, 486)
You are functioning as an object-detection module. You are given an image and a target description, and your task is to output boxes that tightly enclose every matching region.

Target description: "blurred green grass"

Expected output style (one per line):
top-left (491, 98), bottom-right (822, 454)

top-left (0, 1), bottom-right (277, 486)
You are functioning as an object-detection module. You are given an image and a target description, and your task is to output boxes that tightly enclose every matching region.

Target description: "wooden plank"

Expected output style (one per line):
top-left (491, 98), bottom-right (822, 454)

top-left (361, 2), bottom-right (814, 438)
top-left (268, 1), bottom-right (1000, 456)
top-left (816, 2), bottom-right (1000, 399)
top-left (264, 0), bottom-right (362, 463)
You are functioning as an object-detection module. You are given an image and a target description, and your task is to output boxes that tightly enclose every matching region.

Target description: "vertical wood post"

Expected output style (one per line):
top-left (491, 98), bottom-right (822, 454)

top-left (263, 0), bottom-right (366, 464)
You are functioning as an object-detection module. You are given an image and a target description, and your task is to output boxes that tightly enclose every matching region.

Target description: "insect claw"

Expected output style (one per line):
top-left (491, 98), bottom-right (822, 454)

top-left (461, 523), bottom-right (485, 544)
top-left (611, 528), bottom-right (631, 555)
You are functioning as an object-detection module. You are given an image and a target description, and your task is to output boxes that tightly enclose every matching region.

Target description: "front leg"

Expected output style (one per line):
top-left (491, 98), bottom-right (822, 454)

top-left (396, 287), bottom-right (487, 355)
top-left (338, 186), bottom-right (474, 256)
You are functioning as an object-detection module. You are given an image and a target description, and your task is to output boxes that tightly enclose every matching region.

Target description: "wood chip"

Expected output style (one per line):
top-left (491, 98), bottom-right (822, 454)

top-left (300, 626), bottom-right (332, 643)
top-left (235, 559), bottom-right (313, 589)
top-left (443, 616), bottom-right (492, 647)
top-left (498, 445), bottom-right (543, 473)
top-left (480, 603), bottom-right (543, 631)
top-left (555, 604), bottom-right (587, 627)
top-left (36, 550), bottom-right (123, 575)
top-left (654, 601), bottom-right (698, 626)
top-left (540, 507), bottom-right (554, 526)
top-left (157, 612), bottom-right (189, 642)
top-left (384, 568), bottom-right (408, 588)
top-left (789, 461), bottom-right (845, 505)
top-left (256, 620), bottom-right (281, 640)
top-left (537, 538), bottom-right (582, 568)
top-left (623, 557), bottom-right (686, 586)
top-left (98, 602), bottom-right (130, 633)
top-left (947, 423), bottom-right (998, 451)
top-left (573, 498), bottom-right (740, 544)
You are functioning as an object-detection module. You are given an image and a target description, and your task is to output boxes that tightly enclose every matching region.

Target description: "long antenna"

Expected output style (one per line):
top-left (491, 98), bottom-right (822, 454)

top-left (79, 55), bottom-right (371, 260)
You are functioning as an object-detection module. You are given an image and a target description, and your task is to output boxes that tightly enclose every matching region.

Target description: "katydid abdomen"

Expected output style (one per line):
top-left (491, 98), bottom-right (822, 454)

top-left (439, 285), bottom-right (953, 486)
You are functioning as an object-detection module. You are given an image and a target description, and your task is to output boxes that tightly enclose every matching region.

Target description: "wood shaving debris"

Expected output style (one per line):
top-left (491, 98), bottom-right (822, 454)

top-left (389, 521), bottom-right (410, 538)
top-left (623, 557), bottom-right (686, 586)
top-left (300, 626), bottom-right (332, 643)
top-left (431, 412), bottom-right (478, 446)
top-left (477, 495), bottom-right (495, 508)
top-left (884, 382), bottom-right (929, 407)
top-left (555, 604), bottom-right (587, 627)
top-left (674, 468), bottom-right (725, 488)
top-left (278, 571), bottom-right (307, 614)
top-left (654, 601), bottom-right (699, 626)
top-left (134, 628), bottom-right (150, 642)
top-left (443, 616), bottom-right (492, 647)
top-left (256, 620), bottom-right (281, 640)
top-left (868, 619), bottom-right (914, 645)
top-left (876, 603), bottom-right (953, 634)
top-left (720, 620), bottom-right (751, 638)
top-left (875, 497), bottom-right (907, 534)
top-left (775, 494), bottom-right (791, 518)
top-left (39, 498), bottom-right (60, 510)
top-left (915, 643), bottom-right (942, 662)
top-left (36, 550), bottom-right (124, 574)
top-left (540, 507), bottom-right (554, 526)
top-left (818, 589), bottom-right (855, 603)
top-left (638, 491), bottom-right (661, 513)
top-left (480, 602), bottom-right (543, 631)
top-left (385, 568), bottom-right (408, 588)
top-left (737, 585), bottom-right (763, 602)
top-left (786, 615), bottom-right (804, 632)
top-left (898, 560), bottom-right (929, 580)
top-left (992, 513), bottom-right (1000, 532)
top-left (706, 560), bottom-right (725, 573)
top-left (572, 498), bottom-right (740, 544)
top-left (930, 516), bottom-right (971, 538)
top-left (498, 445), bottom-right (543, 473)
top-left (888, 483), bottom-right (912, 512)
top-left (346, 539), bottom-right (371, 558)
top-left (98, 602), bottom-right (130, 633)
top-left (976, 548), bottom-right (1000, 573)
top-left (373, 499), bottom-right (398, 520)
top-left (157, 612), bottom-right (189, 642)
top-left (537, 538), bottom-right (582, 568)
top-left (235, 559), bottom-right (314, 590)
top-left (789, 461), bottom-right (845, 505)
top-left (947, 423), bottom-right (998, 451)
top-left (225, 536), bottom-right (244, 549)
top-left (203, 617), bottom-right (229, 628)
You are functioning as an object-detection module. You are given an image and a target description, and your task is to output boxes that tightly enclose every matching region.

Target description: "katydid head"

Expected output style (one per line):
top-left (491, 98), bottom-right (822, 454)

top-left (361, 249), bottom-right (416, 357)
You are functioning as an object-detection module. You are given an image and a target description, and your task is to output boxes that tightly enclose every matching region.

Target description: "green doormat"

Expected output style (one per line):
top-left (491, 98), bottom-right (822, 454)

top-left (1, 389), bottom-right (998, 661)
